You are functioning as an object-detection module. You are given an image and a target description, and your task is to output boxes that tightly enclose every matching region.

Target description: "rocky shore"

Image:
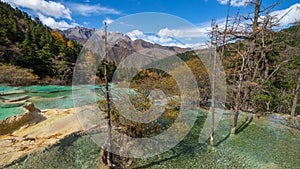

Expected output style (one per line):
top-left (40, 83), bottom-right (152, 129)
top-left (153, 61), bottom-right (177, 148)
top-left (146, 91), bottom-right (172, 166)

top-left (0, 103), bottom-right (40, 135)
top-left (0, 106), bottom-right (83, 167)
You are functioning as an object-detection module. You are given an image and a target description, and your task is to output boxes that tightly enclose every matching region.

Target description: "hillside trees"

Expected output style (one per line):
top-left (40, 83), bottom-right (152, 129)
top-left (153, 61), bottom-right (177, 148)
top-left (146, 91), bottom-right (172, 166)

top-left (0, 2), bottom-right (82, 84)
top-left (217, 0), bottom-right (299, 133)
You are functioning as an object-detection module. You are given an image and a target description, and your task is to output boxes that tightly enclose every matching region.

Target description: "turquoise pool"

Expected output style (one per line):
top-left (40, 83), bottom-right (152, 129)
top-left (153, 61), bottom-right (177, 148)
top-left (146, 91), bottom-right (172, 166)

top-left (0, 85), bottom-right (104, 120)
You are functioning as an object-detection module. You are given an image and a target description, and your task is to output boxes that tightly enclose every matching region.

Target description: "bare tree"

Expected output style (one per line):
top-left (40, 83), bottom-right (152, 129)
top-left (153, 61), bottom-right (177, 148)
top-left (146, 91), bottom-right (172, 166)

top-left (217, 0), bottom-right (289, 134)
top-left (291, 76), bottom-right (300, 119)
top-left (103, 22), bottom-right (113, 168)
top-left (232, 51), bottom-right (246, 134)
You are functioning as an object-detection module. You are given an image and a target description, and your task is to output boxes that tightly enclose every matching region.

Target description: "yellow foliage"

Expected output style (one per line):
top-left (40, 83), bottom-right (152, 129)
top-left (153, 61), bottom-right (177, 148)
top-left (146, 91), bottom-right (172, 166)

top-left (246, 81), bottom-right (259, 86)
top-left (163, 110), bottom-right (178, 120)
top-left (50, 30), bottom-right (65, 43)
top-left (67, 41), bottom-right (74, 48)
top-left (186, 58), bottom-right (208, 75)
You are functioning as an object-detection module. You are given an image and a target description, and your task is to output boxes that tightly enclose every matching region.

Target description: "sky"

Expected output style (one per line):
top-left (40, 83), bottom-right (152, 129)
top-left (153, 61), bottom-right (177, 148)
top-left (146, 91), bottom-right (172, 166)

top-left (2, 0), bottom-right (300, 48)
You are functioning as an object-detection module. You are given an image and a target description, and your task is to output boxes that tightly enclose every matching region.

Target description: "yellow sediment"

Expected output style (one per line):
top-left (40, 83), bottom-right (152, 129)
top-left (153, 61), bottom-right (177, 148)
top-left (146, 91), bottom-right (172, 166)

top-left (0, 107), bottom-right (83, 167)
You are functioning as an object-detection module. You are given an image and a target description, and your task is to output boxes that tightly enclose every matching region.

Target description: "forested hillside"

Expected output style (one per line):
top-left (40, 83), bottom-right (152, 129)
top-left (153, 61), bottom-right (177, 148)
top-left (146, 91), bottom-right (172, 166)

top-left (0, 2), bottom-right (82, 85)
top-left (221, 23), bottom-right (300, 115)
top-left (130, 23), bottom-right (300, 116)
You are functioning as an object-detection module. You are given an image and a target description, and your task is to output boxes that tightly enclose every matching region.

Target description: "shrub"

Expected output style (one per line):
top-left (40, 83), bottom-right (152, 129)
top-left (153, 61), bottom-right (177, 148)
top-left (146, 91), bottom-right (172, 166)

top-left (0, 63), bottom-right (39, 86)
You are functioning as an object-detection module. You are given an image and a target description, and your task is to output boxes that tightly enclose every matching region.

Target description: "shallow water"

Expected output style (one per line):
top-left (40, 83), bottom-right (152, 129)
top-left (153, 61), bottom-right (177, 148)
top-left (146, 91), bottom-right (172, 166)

top-left (3, 111), bottom-right (300, 169)
top-left (4, 133), bottom-right (101, 169)
top-left (0, 85), bottom-right (136, 120)
top-left (131, 114), bottom-right (300, 169)
top-left (0, 85), bottom-right (103, 120)
top-left (0, 107), bottom-right (26, 120)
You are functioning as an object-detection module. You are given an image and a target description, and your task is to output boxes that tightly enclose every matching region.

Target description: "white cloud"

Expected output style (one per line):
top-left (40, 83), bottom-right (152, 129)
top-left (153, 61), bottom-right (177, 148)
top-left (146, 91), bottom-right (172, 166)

top-left (127, 30), bottom-right (178, 46)
top-left (103, 18), bottom-right (114, 25)
top-left (68, 3), bottom-right (120, 16)
top-left (215, 3), bottom-right (299, 31)
top-left (3, 0), bottom-right (72, 20)
top-left (126, 30), bottom-right (145, 40)
top-left (126, 3), bottom-right (299, 49)
top-left (126, 30), bottom-right (208, 49)
top-left (271, 3), bottom-right (300, 26)
top-left (147, 35), bottom-right (173, 44)
top-left (160, 42), bottom-right (207, 49)
top-left (217, 0), bottom-right (251, 7)
top-left (38, 13), bottom-right (78, 30)
top-left (183, 43), bottom-right (208, 49)
top-left (158, 27), bottom-right (208, 39)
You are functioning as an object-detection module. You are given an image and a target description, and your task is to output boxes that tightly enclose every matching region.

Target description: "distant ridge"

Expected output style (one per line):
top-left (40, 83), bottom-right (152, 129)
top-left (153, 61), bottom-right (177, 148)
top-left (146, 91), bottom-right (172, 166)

top-left (59, 26), bottom-right (96, 45)
top-left (61, 27), bottom-right (190, 64)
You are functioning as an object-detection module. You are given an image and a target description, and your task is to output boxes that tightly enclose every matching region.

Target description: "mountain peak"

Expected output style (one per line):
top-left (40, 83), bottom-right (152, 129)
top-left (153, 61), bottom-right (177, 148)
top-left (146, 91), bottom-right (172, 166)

top-left (61, 27), bottom-right (96, 45)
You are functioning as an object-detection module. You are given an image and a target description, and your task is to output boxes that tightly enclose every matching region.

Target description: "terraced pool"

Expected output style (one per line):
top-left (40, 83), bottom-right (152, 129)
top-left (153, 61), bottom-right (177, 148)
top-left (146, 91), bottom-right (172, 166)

top-left (0, 85), bottom-right (103, 120)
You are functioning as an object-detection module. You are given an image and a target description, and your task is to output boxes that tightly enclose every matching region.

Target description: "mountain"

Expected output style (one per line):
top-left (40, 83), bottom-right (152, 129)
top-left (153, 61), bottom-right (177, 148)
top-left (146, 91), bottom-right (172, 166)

top-left (62, 27), bottom-right (188, 54)
top-left (69, 28), bottom-right (189, 65)
top-left (59, 26), bottom-right (96, 45)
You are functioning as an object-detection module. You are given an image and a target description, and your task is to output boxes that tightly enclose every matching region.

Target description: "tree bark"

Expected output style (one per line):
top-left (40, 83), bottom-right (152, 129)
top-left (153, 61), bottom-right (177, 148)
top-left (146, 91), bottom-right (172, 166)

top-left (232, 50), bottom-right (246, 134)
top-left (232, 73), bottom-right (243, 134)
top-left (291, 76), bottom-right (300, 118)
top-left (103, 22), bottom-right (113, 168)
top-left (242, 87), bottom-right (251, 111)
top-left (252, 0), bottom-right (261, 37)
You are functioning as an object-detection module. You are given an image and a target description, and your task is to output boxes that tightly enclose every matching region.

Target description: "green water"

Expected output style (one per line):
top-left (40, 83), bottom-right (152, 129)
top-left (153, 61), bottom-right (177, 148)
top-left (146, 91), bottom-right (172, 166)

top-left (0, 85), bottom-right (73, 120)
top-left (0, 85), bottom-right (13, 92)
top-left (0, 85), bottom-right (136, 120)
top-left (0, 85), bottom-right (104, 120)
top-left (131, 115), bottom-right (300, 169)
top-left (3, 111), bottom-right (300, 169)
top-left (18, 85), bottom-right (73, 93)
top-left (4, 133), bottom-right (101, 169)
top-left (0, 107), bottom-right (26, 120)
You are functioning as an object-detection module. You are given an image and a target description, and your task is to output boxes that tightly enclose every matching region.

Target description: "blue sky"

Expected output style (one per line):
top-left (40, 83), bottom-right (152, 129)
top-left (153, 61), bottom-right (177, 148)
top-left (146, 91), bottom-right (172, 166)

top-left (2, 0), bottom-right (300, 48)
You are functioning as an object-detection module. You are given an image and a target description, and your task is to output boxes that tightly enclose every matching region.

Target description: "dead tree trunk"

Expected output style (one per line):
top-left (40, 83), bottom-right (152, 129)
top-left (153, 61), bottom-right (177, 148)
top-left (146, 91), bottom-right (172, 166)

top-left (291, 76), bottom-right (300, 118)
top-left (232, 73), bottom-right (243, 134)
top-left (103, 22), bottom-right (113, 168)
top-left (232, 51), bottom-right (246, 134)
top-left (252, 0), bottom-right (261, 36)
top-left (241, 0), bottom-right (260, 112)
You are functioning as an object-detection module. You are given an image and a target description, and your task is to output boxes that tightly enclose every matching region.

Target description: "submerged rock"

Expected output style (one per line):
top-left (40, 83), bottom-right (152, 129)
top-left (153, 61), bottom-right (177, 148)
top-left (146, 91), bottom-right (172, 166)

top-left (0, 111), bottom-right (33, 135)
top-left (23, 102), bottom-right (40, 113)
